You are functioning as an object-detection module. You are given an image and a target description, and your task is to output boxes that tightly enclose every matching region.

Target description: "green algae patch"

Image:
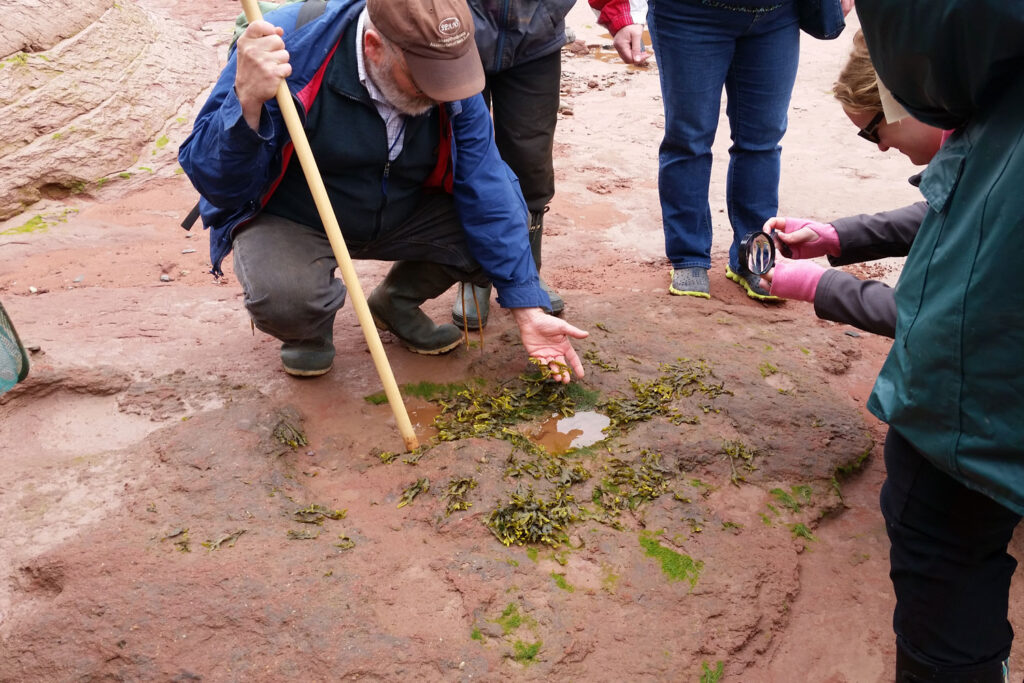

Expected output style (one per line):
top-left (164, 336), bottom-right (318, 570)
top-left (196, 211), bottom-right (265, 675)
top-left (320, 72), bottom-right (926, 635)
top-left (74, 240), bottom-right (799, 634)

top-left (2, 209), bottom-right (78, 236)
top-left (3, 215), bottom-right (48, 235)
top-left (513, 640), bottom-right (542, 663)
top-left (363, 380), bottom-right (474, 405)
top-left (550, 571), bottom-right (575, 593)
top-left (494, 602), bottom-right (522, 635)
top-left (701, 660), bottom-right (725, 682)
top-left (639, 531), bottom-right (703, 589)
top-left (770, 485), bottom-right (812, 513)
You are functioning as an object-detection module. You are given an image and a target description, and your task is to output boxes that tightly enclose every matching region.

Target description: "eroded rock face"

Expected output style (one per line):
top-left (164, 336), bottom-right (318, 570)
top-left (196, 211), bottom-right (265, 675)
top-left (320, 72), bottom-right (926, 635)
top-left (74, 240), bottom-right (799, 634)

top-left (0, 0), bottom-right (217, 219)
top-left (0, 0), bottom-right (109, 56)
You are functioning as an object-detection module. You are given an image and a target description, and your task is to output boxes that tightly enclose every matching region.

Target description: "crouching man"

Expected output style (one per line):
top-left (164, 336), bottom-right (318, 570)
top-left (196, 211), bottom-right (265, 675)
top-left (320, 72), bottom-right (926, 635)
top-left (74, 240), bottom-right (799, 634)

top-left (179, 0), bottom-right (586, 382)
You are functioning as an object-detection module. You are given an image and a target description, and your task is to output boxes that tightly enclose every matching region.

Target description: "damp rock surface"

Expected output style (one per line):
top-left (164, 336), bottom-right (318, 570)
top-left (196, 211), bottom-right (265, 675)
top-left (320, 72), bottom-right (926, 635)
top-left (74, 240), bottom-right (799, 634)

top-left (0, 3), bottom-right (1021, 682)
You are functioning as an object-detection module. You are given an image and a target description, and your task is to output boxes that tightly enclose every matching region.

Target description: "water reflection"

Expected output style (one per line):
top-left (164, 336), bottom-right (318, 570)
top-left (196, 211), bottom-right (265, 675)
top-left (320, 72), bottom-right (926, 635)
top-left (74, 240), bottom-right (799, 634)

top-left (529, 411), bottom-right (611, 455)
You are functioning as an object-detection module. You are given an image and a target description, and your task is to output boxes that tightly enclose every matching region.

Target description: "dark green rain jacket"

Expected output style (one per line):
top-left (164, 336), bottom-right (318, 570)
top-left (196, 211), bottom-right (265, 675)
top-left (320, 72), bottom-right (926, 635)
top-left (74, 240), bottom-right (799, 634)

top-left (858, 0), bottom-right (1024, 514)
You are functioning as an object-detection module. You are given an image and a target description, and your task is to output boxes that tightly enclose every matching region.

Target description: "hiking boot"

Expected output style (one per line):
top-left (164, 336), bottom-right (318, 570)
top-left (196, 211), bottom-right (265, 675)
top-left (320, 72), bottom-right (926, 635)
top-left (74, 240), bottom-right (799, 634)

top-left (669, 267), bottom-right (711, 298)
top-left (280, 330), bottom-right (335, 377)
top-left (725, 265), bottom-right (782, 302)
top-left (452, 282), bottom-right (492, 330)
top-left (368, 261), bottom-right (464, 355)
top-left (530, 210), bottom-right (565, 316)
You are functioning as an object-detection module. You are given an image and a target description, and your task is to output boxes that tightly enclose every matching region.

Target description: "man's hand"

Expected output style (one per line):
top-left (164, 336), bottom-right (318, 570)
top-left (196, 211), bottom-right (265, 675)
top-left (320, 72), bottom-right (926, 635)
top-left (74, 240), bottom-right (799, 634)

top-left (235, 20), bottom-right (292, 130)
top-left (511, 308), bottom-right (588, 384)
top-left (611, 24), bottom-right (650, 65)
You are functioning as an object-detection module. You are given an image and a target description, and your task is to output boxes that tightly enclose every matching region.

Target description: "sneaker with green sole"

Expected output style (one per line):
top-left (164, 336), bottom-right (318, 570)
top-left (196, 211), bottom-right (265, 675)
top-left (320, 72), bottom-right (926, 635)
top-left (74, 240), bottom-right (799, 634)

top-left (669, 267), bottom-right (711, 298)
top-left (725, 265), bottom-right (782, 302)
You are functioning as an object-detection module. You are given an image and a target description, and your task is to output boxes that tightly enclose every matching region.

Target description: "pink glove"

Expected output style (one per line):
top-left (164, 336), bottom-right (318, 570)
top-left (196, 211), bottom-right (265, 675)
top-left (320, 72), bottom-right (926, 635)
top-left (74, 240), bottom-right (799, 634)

top-left (769, 259), bottom-right (826, 303)
top-left (771, 218), bottom-right (841, 260)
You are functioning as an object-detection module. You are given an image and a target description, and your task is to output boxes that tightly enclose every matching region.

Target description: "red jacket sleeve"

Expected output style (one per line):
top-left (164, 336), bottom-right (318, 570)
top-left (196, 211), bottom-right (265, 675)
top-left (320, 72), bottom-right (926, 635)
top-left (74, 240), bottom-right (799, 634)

top-left (589, 0), bottom-right (637, 35)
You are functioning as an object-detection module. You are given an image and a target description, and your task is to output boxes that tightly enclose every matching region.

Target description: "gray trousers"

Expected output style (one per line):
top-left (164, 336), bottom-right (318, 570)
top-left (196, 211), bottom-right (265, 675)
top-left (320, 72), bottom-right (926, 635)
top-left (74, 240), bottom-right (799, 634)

top-left (231, 193), bottom-right (485, 345)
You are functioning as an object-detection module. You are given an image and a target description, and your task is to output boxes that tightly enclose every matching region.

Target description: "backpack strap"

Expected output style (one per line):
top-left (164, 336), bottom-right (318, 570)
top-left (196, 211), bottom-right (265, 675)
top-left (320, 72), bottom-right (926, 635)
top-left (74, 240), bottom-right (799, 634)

top-left (296, 0), bottom-right (328, 29)
top-left (180, 201), bottom-right (202, 231)
top-left (424, 106), bottom-right (454, 194)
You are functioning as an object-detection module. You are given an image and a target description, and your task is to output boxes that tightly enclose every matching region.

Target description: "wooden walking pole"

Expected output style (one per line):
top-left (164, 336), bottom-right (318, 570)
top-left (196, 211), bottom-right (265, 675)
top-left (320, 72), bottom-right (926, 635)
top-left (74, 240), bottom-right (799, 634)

top-left (240, 0), bottom-right (418, 451)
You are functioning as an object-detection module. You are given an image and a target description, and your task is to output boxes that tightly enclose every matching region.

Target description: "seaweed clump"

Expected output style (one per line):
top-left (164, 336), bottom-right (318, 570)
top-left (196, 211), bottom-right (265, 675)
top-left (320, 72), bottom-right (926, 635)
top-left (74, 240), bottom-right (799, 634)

top-left (600, 359), bottom-right (729, 435)
top-left (486, 485), bottom-right (580, 548)
top-left (591, 449), bottom-right (673, 519)
top-left (432, 370), bottom-right (594, 449)
top-left (443, 477), bottom-right (478, 515)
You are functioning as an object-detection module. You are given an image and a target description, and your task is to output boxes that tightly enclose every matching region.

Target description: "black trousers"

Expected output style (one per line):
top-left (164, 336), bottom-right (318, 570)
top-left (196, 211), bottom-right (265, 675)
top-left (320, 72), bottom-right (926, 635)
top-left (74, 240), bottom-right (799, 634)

top-left (483, 50), bottom-right (561, 214)
top-left (880, 429), bottom-right (1020, 681)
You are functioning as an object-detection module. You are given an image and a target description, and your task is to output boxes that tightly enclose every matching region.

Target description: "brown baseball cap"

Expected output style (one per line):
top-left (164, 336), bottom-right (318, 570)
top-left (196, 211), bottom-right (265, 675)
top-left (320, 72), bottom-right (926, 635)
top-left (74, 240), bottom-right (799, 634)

top-left (366, 0), bottom-right (485, 103)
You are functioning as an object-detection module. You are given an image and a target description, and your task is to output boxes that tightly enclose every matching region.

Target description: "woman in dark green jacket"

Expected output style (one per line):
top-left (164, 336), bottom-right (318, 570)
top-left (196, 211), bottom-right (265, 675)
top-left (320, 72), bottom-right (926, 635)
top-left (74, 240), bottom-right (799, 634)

top-left (857, 1), bottom-right (1024, 680)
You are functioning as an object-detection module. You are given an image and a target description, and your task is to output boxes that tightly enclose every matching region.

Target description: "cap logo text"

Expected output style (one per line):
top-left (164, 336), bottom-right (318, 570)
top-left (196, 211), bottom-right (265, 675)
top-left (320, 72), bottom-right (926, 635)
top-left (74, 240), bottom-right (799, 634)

top-left (438, 17), bottom-right (460, 34)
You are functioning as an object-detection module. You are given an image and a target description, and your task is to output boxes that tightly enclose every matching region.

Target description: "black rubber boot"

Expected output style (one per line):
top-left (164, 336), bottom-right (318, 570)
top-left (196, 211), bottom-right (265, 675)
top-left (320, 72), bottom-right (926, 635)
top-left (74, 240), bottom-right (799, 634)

top-left (368, 261), bottom-right (464, 355)
top-left (529, 209), bottom-right (564, 316)
top-left (280, 326), bottom-right (335, 377)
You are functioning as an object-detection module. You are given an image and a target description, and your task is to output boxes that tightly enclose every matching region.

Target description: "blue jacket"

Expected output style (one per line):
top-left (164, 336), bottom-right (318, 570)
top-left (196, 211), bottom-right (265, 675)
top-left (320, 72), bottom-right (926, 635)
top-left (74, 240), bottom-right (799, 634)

top-left (470, 0), bottom-right (576, 73)
top-left (178, 0), bottom-right (548, 309)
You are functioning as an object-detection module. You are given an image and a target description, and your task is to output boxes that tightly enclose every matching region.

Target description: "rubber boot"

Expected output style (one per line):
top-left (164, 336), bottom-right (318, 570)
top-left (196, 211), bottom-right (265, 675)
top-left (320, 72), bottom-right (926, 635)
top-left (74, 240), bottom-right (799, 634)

top-left (529, 210), bottom-right (564, 316)
top-left (368, 261), bottom-right (464, 355)
top-left (280, 326), bottom-right (335, 377)
top-left (452, 282), bottom-right (492, 331)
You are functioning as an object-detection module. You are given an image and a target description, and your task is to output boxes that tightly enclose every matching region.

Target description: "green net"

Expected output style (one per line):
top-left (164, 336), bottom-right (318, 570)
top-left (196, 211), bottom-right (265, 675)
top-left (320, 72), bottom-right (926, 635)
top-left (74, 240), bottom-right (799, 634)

top-left (0, 301), bottom-right (29, 394)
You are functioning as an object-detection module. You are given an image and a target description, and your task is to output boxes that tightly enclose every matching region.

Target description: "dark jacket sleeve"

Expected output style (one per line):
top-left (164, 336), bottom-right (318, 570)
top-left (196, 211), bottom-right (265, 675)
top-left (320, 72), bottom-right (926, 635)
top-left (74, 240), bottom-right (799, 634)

top-left (813, 269), bottom-right (896, 338)
top-left (828, 202), bottom-right (927, 266)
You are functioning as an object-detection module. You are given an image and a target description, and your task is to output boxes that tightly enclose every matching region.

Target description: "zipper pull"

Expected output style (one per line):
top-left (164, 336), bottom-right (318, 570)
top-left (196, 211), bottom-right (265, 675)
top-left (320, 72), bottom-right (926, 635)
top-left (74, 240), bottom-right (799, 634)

top-left (381, 161), bottom-right (390, 196)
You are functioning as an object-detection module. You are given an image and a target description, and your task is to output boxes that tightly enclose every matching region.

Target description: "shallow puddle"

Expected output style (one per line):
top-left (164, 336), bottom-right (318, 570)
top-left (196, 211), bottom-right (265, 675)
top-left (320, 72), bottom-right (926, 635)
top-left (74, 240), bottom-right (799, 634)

top-left (529, 410), bottom-right (611, 455)
top-left (405, 401), bottom-right (441, 442)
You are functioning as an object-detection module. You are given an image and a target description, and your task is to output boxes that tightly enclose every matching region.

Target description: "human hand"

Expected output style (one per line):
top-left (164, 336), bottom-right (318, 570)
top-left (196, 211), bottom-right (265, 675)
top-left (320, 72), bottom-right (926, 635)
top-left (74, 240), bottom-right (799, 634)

top-left (763, 217), bottom-right (841, 260)
top-left (611, 24), bottom-right (651, 65)
top-left (512, 308), bottom-right (589, 384)
top-left (235, 20), bottom-right (292, 129)
top-left (841, 0), bottom-right (855, 17)
top-left (764, 258), bottom-right (827, 303)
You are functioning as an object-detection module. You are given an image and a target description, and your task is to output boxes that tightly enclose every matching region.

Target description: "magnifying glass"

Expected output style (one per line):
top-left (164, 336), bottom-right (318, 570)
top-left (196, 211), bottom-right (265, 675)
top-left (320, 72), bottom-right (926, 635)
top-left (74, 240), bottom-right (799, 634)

top-left (738, 231), bottom-right (776, 276)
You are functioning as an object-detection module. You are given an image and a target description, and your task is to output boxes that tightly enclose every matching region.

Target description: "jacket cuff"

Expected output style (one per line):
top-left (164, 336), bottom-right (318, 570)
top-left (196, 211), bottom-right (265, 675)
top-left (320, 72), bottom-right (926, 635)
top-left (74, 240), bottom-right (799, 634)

top-left (494, 283), bottom-right (551, 310)
top-left (223, 87), bottom-right (275, 142)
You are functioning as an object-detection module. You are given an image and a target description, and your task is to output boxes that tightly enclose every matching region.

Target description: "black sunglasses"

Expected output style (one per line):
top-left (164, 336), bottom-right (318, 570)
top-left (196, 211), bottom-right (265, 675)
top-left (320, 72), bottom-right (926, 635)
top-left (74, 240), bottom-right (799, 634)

top-left (857, 111), bottom-right (885, 144)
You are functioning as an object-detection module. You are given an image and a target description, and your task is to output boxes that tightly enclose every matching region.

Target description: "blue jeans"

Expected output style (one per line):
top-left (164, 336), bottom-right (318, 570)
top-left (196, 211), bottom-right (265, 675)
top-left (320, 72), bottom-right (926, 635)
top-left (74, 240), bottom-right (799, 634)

top-left (648, 0), bottom-right (800, 271)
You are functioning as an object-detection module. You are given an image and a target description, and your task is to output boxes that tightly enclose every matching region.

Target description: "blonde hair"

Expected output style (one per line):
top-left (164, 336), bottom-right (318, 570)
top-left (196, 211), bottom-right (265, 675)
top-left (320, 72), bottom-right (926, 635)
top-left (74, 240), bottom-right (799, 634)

top-left (833, 30), bottom-right (881, 114)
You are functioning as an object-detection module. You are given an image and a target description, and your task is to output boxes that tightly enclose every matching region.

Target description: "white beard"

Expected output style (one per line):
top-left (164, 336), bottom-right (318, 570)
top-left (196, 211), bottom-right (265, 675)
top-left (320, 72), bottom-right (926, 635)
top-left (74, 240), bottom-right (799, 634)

top-left (366, 49), bottom-right (435, 117)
